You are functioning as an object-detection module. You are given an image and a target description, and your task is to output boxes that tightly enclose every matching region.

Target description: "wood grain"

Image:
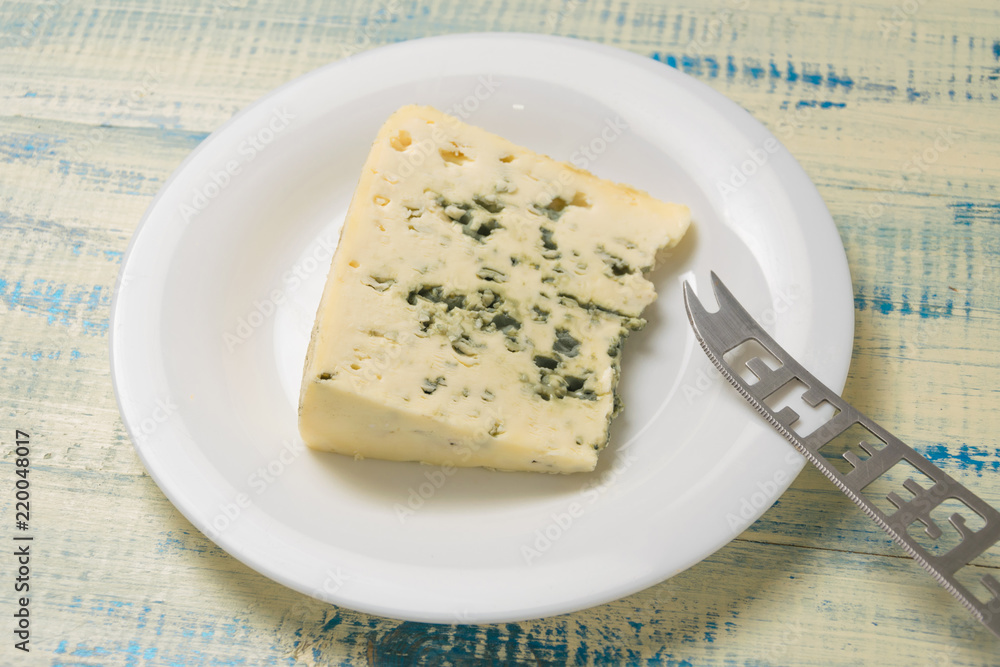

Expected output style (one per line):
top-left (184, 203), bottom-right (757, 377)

top-left (1, 0), bottom-right (999, 663)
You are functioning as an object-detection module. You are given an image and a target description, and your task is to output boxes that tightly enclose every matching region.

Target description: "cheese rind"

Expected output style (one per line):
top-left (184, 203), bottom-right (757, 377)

top-left (298, 105), bottom-right (690, 473)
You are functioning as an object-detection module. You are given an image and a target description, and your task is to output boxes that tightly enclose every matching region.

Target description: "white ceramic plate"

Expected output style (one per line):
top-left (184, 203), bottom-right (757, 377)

top-left (110, 33), bottom-right (853, 623)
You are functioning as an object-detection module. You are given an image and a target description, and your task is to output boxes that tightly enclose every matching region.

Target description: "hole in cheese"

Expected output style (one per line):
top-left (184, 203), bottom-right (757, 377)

top-left (440, 147), bottom-right (472, 165)
top-left (389, 130), bottom-right (411, 151)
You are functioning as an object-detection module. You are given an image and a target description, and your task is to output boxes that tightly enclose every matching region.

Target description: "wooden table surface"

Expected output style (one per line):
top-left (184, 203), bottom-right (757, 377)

top-left (2, 0), bottom-right (999, 664)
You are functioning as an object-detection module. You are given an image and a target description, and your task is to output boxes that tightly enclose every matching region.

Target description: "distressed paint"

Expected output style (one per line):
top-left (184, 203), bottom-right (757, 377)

top-left (1, 0), bottom-right (999, 664)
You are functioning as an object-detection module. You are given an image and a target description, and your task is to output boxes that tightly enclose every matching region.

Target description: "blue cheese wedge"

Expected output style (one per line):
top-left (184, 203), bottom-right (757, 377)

top-left (298, 105), bottom-right (690, 473)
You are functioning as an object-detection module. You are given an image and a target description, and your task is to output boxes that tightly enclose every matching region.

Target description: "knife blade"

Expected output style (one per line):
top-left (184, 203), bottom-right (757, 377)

top-left (683, 271), bottom-right (1000, 639)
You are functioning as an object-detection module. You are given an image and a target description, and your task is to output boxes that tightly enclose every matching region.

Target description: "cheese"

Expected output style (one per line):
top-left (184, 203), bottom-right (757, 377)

top-left (298, 105), bottom-right (690, 473)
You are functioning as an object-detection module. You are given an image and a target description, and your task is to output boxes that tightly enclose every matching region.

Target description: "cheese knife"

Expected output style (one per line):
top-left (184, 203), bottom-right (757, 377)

top-left (683, 272), bottom-right (1000, 639)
